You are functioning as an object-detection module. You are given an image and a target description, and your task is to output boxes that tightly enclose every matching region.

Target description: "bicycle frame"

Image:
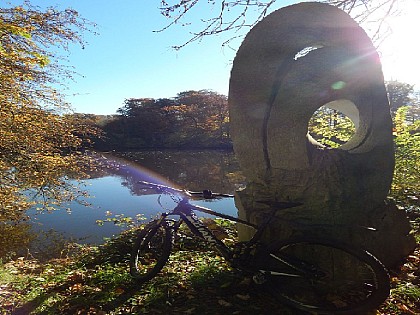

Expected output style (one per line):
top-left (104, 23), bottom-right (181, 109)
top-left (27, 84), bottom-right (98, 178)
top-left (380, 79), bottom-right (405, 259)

top-left (140, 181), bottom-right (309, 271)
top-left (158, 197), bottom-right (257, 262)
top-left (157, 195), bottom-right (290, 268)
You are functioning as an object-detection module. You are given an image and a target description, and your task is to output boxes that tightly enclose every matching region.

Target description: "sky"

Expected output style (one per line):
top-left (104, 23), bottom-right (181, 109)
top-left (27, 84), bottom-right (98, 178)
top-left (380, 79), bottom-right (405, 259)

top-left (8, 0), bottom-right (420, 115)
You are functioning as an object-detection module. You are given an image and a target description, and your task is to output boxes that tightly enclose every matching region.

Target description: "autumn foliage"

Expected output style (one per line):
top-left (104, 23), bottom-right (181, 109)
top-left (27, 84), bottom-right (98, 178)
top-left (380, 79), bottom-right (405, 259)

top-left (0, 3), bottom-right (96, 220)
top-left (97, 90), bottom-right (230, 150)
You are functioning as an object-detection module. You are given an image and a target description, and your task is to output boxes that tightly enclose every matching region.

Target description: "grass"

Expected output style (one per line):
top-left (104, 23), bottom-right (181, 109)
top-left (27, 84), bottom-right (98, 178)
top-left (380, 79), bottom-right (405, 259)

top-left (0, 218), bottom-right (419, 315)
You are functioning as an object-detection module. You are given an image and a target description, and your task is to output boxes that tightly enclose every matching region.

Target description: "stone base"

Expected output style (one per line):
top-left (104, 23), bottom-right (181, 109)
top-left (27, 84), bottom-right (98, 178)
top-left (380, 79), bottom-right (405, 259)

top-left (235, 191), bottom-right (416, 268)
top-left (359, 201), bottom-right (416, 267)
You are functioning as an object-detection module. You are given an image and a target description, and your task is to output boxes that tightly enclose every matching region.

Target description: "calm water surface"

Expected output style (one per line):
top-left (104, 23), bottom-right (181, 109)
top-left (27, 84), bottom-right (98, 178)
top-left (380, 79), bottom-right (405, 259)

top-left (3, 151), bottom-right (246, 259)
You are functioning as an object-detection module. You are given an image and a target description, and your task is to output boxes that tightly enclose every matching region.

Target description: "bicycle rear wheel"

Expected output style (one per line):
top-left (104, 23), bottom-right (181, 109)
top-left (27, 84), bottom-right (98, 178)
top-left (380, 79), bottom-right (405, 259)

top-left (130, 219), bottom-right (173, 283)
top-left (264, 237), bottom-right (390, 314)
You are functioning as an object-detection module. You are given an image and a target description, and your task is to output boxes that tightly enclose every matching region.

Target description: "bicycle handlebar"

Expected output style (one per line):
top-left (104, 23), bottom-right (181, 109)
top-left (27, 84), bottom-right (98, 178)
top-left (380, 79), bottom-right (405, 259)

top-left (138, 181), bottom-right (234, 199)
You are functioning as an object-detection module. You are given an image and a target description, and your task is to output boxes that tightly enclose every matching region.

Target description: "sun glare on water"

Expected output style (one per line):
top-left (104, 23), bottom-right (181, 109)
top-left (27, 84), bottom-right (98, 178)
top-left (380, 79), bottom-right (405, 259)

top-left (379, 0), bottom-right (420, 87)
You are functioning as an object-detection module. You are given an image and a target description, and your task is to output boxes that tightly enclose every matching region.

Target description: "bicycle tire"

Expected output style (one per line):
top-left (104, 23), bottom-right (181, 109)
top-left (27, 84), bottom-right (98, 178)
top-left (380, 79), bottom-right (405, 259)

top-left (130, 219), bottom-right (173, 283)
top-left (263, 237), bottom-right (390, 314)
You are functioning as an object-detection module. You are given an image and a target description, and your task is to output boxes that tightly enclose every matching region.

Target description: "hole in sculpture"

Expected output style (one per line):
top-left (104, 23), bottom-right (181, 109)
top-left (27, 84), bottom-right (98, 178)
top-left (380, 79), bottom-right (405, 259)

top-left (308, 100), bottom-right (357, 148)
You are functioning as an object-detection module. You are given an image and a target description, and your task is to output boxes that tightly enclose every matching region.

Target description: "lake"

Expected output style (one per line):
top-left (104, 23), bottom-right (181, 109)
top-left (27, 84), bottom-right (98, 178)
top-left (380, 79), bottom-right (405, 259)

top-left (1, 150), bottom-right (246, 260)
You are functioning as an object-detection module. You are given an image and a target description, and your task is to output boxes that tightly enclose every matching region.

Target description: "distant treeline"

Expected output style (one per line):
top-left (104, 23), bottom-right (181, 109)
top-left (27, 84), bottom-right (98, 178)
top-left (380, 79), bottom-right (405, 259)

top-left (76, 90), bottom-right (232, 151)
top-left (74, 82), bottom-right (419, 151)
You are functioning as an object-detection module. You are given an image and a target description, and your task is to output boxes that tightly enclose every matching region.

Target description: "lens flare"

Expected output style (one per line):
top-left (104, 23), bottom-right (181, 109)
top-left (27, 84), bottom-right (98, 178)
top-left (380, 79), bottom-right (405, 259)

top-left (92, 152), bottom-right (181, 189)
top-left (331, 81), bottom-right (346, 90)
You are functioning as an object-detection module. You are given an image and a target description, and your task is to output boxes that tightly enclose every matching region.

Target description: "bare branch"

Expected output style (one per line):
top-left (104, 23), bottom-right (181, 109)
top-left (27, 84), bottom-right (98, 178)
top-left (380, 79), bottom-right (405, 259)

top-left (157, 0), bottom-right (402, 49)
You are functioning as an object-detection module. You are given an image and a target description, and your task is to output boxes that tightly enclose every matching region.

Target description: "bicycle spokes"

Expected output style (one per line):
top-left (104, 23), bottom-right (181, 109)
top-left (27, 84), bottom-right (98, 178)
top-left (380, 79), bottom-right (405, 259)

top-left (130, 221), bottom-right (173, 282)
top-left (263, 240), bottom-right (389, 313)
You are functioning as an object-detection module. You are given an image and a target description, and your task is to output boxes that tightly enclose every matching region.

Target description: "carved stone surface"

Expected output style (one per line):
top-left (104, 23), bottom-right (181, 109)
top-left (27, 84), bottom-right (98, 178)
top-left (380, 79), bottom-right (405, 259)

top-left (229, 2), bottom-right (415, 266)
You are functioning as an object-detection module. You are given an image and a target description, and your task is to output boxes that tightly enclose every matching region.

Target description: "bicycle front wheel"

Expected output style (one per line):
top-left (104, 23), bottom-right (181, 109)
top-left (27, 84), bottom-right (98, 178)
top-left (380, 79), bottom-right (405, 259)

top-left (130, 219), bottom-right (173, 283)
top-left (264, 238), bottom-right (390, 314)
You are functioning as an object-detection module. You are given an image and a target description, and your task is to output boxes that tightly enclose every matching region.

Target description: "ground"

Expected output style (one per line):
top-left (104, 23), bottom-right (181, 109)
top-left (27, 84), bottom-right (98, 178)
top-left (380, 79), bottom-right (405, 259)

top-left (0, 218), bottom-right (419, 315)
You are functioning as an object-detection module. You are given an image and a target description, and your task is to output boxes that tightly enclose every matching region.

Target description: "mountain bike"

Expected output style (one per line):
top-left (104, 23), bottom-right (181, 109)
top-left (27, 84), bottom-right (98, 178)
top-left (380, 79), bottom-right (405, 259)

top-left (130, 181), bottom-right (390, 314)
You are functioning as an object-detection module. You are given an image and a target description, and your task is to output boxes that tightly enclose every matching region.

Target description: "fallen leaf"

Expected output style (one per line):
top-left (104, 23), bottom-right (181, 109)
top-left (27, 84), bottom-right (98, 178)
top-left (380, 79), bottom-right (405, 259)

top-left (218, 299), bottom-right (232, 307)
top-left (236, 294), bottom-right (250, 301)
top-left (115, 287), bottom-right (125, 295)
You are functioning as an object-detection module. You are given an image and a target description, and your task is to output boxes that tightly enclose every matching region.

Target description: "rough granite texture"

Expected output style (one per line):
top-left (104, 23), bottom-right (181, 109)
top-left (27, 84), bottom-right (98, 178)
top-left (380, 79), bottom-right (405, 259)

top-left (229, 2), bottom-right (415, 267)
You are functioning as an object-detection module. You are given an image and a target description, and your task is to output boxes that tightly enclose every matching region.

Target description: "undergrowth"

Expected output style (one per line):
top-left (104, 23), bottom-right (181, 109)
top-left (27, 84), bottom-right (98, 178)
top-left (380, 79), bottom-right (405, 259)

top-left (0, 219), bottom-right (419, 314)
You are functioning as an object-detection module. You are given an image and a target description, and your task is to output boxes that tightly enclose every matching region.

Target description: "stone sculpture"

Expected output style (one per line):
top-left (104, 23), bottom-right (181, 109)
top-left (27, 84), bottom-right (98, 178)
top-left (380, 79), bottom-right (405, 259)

top-left (228, 2), bottom-right (415, 267)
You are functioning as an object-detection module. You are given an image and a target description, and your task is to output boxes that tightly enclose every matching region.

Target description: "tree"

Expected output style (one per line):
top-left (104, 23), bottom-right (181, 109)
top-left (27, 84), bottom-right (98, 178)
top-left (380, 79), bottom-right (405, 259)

top-left (0, 2), bottom-right (96, 221)
top-left (386, 80), bottom-right (415, 114)
top-left (391, 106), bottom-right (420, 205)
top-left (100, 90), bottom-right (230, 149)
top-left (158, 0), bottom-right (400, 49)
top-left (308, 106), bottom-right (356, 148)
top-left (406, 92), bottom-right (420, 123)
top-left (115, 98), bottom-right (178, 147)
top-left (171, 90), bottom-right (229, 146)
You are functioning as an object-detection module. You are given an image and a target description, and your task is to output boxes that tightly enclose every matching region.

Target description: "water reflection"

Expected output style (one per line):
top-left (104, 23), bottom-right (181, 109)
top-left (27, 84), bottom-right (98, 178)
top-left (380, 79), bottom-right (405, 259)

top-left (1, 150), bottom-right (246, 261)
top-left (0, 221), bottom-right (34, 259)
top-left (97, 150), bottom-right (246, 193)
